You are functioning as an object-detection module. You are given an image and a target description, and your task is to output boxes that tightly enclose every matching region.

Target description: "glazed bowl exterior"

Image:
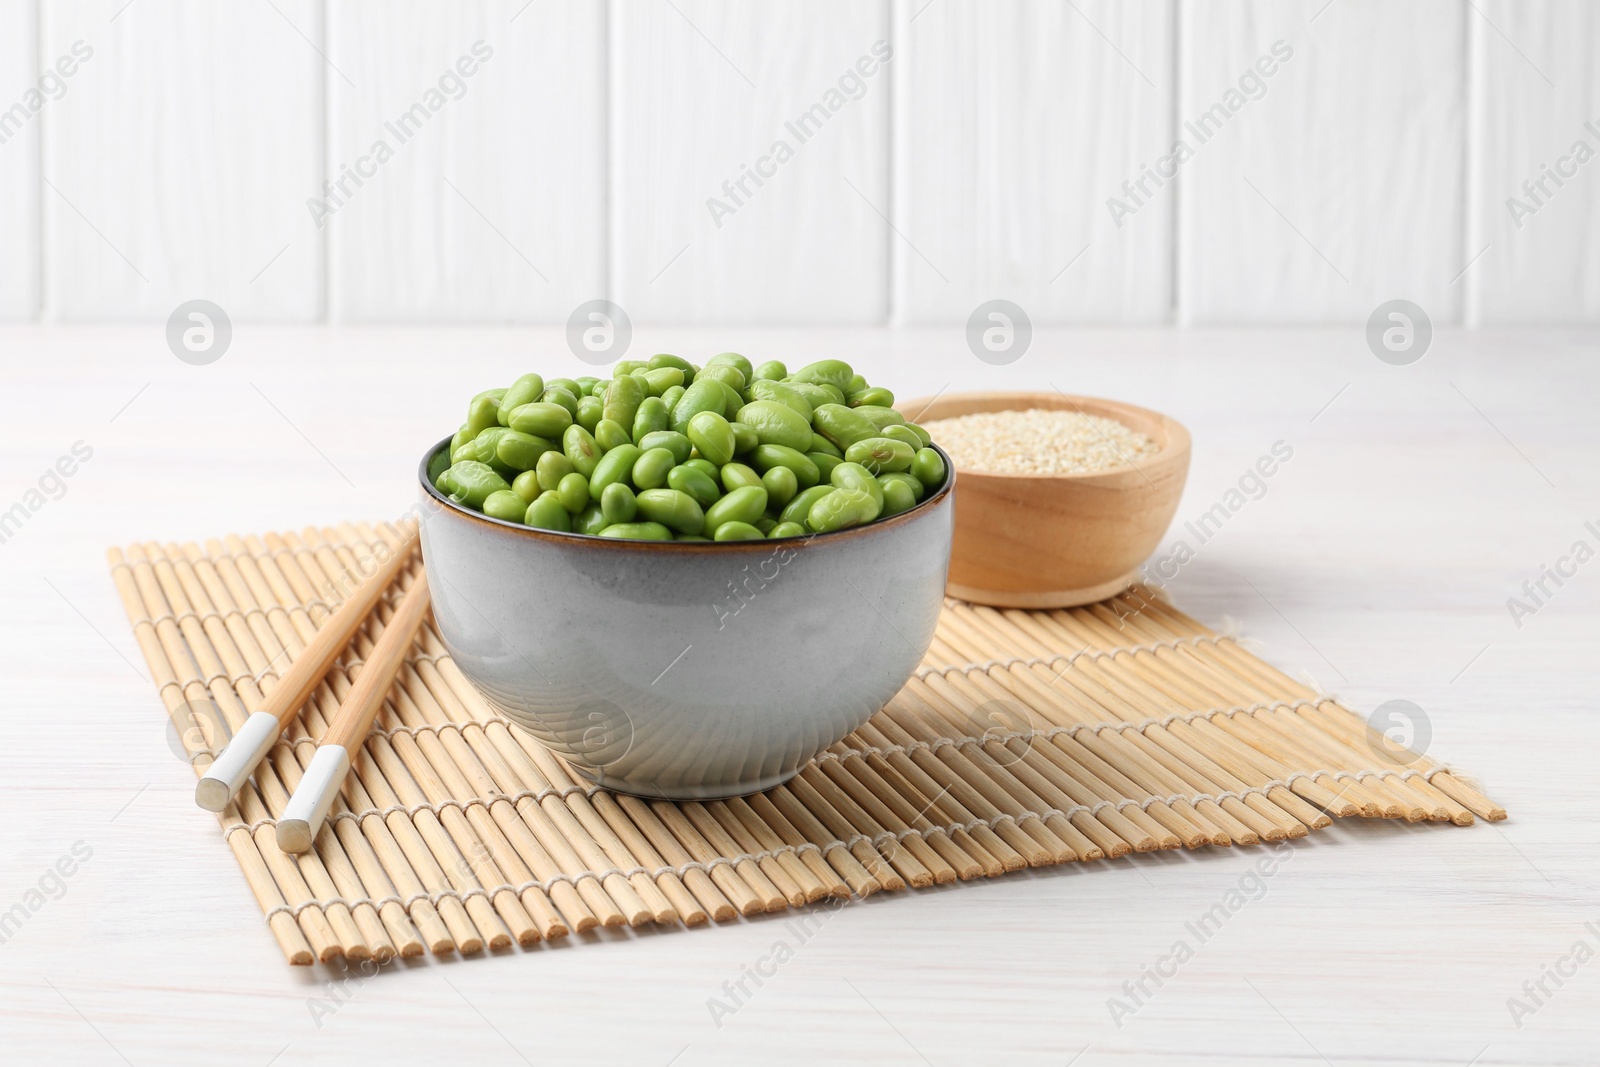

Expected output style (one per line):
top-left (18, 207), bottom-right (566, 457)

top-left (417, 439), bottom-right (954, 800)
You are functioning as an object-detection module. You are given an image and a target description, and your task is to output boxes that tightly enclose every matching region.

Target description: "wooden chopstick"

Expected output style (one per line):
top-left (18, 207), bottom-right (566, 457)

top-left (194, 525), bottom-right (421, 812)
top-left (276, 572), bottom-right (432, 853)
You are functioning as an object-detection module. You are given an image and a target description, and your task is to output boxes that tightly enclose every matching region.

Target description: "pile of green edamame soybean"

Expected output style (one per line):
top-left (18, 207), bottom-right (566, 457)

top-left (430, 353), bottom-right (947, 541)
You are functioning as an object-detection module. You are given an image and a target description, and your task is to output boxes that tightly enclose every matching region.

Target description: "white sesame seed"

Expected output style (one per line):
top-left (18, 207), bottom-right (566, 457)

top-left (922, 408), bottom-right (1161, 476)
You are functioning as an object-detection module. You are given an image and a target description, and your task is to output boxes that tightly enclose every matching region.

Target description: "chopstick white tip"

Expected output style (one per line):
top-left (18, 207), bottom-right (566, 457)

top-left (276, 744), bottom-right (351, 854)
top-left (194, 711), bottom-right (283, 812)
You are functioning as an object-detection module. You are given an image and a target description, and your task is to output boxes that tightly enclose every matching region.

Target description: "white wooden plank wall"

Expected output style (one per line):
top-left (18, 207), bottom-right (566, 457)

top-left (892, 0), bottom-right (1173, 324)
top-left (327, 0), bottom-right (607, 321)
top-left (0, 0), bottom-right (1594, 325)
top-left (1178, 0), bottom-right (1466, 324)
top-left (1468, 0), bottom-right (1600, 324)
top-left (0, 0), bottom-right (38, 319)
top-left (40, 0), bottom-right (324, 320)
top-left (612, 0), bottom-right (890, 323)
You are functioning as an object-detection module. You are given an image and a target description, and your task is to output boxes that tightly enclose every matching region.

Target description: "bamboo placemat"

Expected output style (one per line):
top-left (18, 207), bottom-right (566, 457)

top-left (107, 521), bottom-right (1505, 965)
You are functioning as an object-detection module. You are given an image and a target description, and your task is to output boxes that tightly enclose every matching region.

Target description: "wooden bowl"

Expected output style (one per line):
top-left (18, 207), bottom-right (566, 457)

top-left (903, 391), bottom-right (1190, 608)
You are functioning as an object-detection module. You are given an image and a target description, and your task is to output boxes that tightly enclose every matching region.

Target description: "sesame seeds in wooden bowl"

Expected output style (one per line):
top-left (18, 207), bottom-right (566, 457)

top-left (901, 392), bottom-right (1190, 608)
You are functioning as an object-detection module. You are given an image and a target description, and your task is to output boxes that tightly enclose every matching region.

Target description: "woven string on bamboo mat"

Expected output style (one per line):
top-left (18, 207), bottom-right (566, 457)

top-left (107, 520), bottom-right (1506, 966)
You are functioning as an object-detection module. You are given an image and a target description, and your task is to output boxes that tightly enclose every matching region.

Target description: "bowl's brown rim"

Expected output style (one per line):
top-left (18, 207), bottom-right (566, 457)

top-left (420, 437), bottom-right (955, 552)
top-left (901, 391), bottom-right (1191, 482)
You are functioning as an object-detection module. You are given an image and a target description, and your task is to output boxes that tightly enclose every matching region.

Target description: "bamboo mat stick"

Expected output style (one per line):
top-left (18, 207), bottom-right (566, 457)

top-left (1101, 608), bottom-right (1426, 822)
top-left (122, 543), bottom-right (359, 960)
top-left (247, 538), bottom-right (499, 952)
top-left (278, 574), bottom-right (431, 853)
top-left (213, 537), bottom-right (466, 955)
top-left (934, 663), bottom-right (1199, 849)
top-left (944, 606), bottom-right (1308, 840)
top-left (1031, 607), bottom-right (1337, 830)
top-left (180, 542), bottom-right (429, 956)
top-left (942, 616), bottom-right (1285, 843)
top-left (922, 621), bottom-right (1248, 844)
top-left (106, 548), bottom-right (315, 965)
top-left (157, 542), bottom-right (407, 960)
top-left (1128, 593), bottom-right (1505, 821)
top-left (283, 546), bottom-right (534, 947)
top-left (194, 524), bottom-right (417, 812)
top-left (1113, 595), bottom-right (1475, 822)
top-left (848, 719), bottom-right (1024, 873)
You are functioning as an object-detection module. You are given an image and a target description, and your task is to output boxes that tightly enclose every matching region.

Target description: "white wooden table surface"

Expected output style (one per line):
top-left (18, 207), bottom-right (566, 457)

top-left (0, 326), bottom-right (1595, 1067)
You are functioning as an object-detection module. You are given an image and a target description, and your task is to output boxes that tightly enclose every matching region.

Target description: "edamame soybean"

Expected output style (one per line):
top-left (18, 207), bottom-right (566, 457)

top-left (638, 429), bottom-right (692, 464)
top-left (632, 446), bottom-right (676, 490)
top-left (635, 488), bottom-right (705, 535)
top-left (830, 461), bottom-right (884, 511)
top-left (761, 465), bottom-right (799, 508)
top-left (601, 482), bottom-right (637, 525)
top-left (598, 521), bottom-right (672, 540)
top-left (444, 461), bottom-right (508, 508)
top-left (589, 443), bottom-right (642, 501)
top-left (751, 444), bottom-right (819, 489)
top-left (667, 464), bottom-right (721, 508)
top-left (807, 487), bottom-right (879, 533)
top-left (720, 462), bottom-right (763, 492)
top-left (562, 424), bottom-right (601, 478)
top-left (436, 360), bottom-right (943, 540)
top-left (603, 374), bottom-right (645, 429)
top-left (878, 475), bottom-right (917, 517)
top-left (511, 469), bottom-right (541, 503)
top-left (844, 437), bottom-right (915, 474)
top-left (779, 484), bottom-right (835, 526)
top-left (556, 471), bottom-right (590, 514)
top-left (594, 418), bottom-right (632, 453)
top-left (687, 411), bottom-right (736, 466)
top-left (575, 395), bottom-right (604, 432)
top-left (483, 489), bottom-right (527, 522)
top-left (711, 521), bottom-right (764, 542)
top-left (524, 492), bottom-right (571, 532)
top-left (704, 485), bottom-right (767, 532)
top-left (496, 374), bottom-right (545, 425)
top-left (911, 446), bottom-right (946, 488)
top-left (632, 397), bottom-right (670, 443)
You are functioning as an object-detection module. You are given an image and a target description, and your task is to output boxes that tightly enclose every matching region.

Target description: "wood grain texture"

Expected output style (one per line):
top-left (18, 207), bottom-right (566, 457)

top-left (893, 0), bottom-right (1173, 324)
top-left (41, 0), bottom-right (324, 320)
top-left (908, 390), bottom-right (1191, 606)
top-left (325, 0), bottom-right (607, 322)
top-left (0, 0), bottom-right (39, 319)
top-left (1467, 1), bottom-right (1600, 323)
top-left (1178, 0), bottom-right (1467, 324)
top-left (0, 325), bottom-right (1595, 1064)
top-left (612, 0), bottom-right (890, 323)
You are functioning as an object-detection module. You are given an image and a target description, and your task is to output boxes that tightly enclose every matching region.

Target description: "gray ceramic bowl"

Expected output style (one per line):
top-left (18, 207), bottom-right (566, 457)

top-left (417, 438), bottom-right (955, 800)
